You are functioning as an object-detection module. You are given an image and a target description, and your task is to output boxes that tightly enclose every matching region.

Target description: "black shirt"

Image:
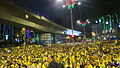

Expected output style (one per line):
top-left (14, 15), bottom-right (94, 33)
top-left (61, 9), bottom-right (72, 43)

top-left (47, 61), bottom-right (64, 68)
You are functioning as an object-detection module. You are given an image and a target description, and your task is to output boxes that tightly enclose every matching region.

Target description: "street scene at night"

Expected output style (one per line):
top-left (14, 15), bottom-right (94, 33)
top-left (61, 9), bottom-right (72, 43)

top-left (0, 0), bottom-right (120, 68)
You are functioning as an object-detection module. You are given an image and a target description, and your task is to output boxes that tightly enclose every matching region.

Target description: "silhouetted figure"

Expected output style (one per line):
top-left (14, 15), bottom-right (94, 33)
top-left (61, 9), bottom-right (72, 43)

top-left (47, 55), bottom-right (64, 68)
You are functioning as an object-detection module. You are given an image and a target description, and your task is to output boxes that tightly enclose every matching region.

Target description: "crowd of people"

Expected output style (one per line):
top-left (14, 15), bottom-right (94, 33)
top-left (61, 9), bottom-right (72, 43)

top-left (0, 40), bottom-right (120, 68)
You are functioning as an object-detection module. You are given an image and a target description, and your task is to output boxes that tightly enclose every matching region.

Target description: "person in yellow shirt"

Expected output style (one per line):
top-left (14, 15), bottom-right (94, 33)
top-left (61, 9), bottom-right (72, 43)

top-left (84, 61), bottom-right (94, 68)
top-left (64, 61), bottom-right (73, 68)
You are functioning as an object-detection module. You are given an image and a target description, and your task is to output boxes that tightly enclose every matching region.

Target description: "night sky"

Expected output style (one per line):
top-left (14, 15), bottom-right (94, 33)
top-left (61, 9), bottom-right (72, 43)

top-left (9, 0), bottom-right (120, 33)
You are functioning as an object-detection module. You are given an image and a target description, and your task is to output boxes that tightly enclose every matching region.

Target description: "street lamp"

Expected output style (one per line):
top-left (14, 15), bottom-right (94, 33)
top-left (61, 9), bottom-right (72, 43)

top-left (78, 2), bottom-right (82, 5)
top-left (110, 28), bottom-right (112, 30)
top-left (63, 0), bottom-right (82, 35)
top-left (25, 15), bottom-right (29, 19)
top-left (77, 19), bottom-right (90, 40)
top-left (77, 20), bottom-right (81, 24)
top-left (96, 20), bottom-right (98, 23)
top-left (86, 19), bottom-right (90, 24)
top-left (99, 19), bottom-right (102, 22)
top-left (56, 0), bottom-right (63, 2)
top-left (106, 21), bottom-right (109, 24)
top-left (62, 5), bottom-right (66, 8)
top-left (22, 28), bottom-right (26, 45)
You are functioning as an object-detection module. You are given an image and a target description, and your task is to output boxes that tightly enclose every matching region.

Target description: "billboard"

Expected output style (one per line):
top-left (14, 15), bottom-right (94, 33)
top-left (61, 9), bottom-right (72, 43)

top-left (64, 30), bottom-right (81, 36)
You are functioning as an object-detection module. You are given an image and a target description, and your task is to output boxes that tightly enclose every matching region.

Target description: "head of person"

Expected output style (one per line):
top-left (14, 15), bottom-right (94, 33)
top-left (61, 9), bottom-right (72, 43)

top-left (86, 61), bottom-right (91, 65)
top-left (47, 55), bottom-right (54, 63)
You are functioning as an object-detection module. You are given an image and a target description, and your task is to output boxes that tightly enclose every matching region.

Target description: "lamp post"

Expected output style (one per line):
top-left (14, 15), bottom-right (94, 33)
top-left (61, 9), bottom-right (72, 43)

top-left (77, 19), bottom-right (90, 40)
top-left (63, 0), bottom-right (82, 35)
top-left (81, 22), bottom-right (87, 40)
top-left (21, 28), bottom-right (26, 45)
top-left (70, 8), bottom-right (74, 34)
top-left (83, 27), bottom-right (86, 39)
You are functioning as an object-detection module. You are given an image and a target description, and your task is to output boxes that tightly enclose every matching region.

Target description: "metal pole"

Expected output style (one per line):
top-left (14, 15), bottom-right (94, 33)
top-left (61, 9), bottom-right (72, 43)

top-left (70, 9), bottom-right (73, 35)
top-left (84, 27), bottom-right (86, 40)
top-left (23, 34), bottom-right (26, 45)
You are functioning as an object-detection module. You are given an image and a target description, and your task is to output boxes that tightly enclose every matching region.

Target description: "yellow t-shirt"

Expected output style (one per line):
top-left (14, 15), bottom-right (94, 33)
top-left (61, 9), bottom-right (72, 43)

top-left (84, 64), bottom-right (93, 68)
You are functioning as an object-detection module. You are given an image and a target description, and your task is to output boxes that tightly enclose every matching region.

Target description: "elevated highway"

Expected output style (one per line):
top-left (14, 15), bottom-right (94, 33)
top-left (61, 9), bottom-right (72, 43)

top-left (0, 0), bottom-right (67, 34)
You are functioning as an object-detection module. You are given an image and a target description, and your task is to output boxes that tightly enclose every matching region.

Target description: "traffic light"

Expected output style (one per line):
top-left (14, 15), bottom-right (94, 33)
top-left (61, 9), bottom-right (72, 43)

top-left (70, 35), bottom-right (75, 38)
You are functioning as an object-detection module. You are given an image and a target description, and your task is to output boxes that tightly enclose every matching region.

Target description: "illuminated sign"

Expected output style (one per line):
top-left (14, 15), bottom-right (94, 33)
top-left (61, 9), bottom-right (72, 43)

top-left (64, 30), bottom-right (81, 36)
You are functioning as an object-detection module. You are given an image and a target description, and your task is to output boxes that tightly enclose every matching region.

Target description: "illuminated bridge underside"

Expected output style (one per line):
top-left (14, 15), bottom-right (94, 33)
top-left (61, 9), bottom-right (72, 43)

top-left (0, 0), bottom-right (67, 34)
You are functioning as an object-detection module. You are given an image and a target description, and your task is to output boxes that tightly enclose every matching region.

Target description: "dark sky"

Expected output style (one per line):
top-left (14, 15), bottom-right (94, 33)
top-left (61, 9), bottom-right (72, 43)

top-left (9, 0), bottom-right (120, 33)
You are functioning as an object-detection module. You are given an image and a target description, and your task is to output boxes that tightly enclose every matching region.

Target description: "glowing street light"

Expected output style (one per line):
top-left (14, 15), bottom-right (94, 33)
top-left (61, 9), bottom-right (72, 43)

top-left (86, 19), bottom-right (90, 24)
top-left (22, 28), bottom-right (26, 31)
top-left (56, 0), bottom-right (63, 2)
top-left (22, 28), bottom-right (26, 45)
top-left (5, 35), bottom-right (9, 40)
top-left (77, 20), bottom-right (81, 24)
top-left (87, 21), bottom-right (90, 24)
top-left (96, 20), bottom-right (98, 23)
top-left (62, 5), bottom-right (66, 8)
top-left (16, 35), bottom-right (19, 37)
top-left (25, 15), bottom-right (29, 19)
top-left (78, 2), bottom-right (82, 5)
top-left (99, 19), bottom-right (102, 22)
top-left (110, 28), bottom-right (112, 30)
top-left (106, 21), bottom-right (109, 24)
